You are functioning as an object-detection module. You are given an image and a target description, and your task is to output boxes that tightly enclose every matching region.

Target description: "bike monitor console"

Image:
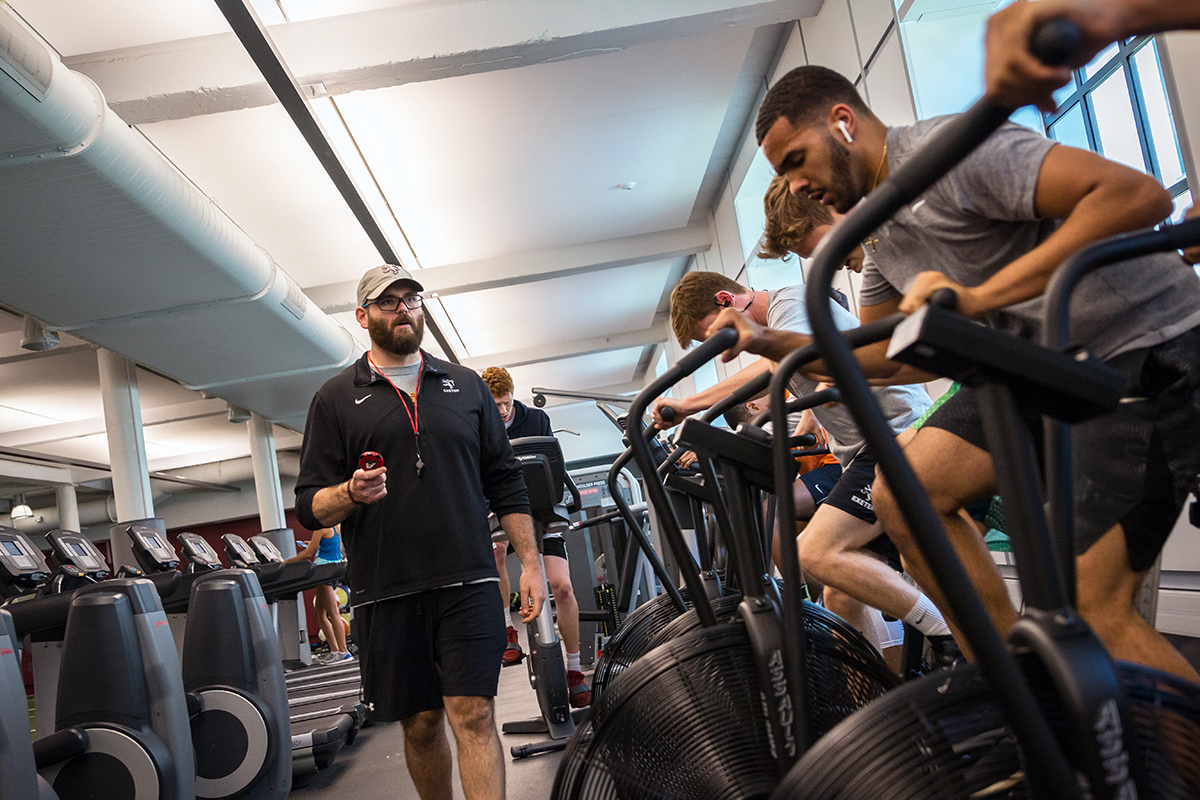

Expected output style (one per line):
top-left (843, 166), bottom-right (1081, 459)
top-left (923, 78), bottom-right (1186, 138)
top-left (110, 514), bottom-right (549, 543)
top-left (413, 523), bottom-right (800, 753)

top-left (247, 535), bottom-right (285, 563)
top-left (0, 526), bottom-right (49, 597)
top-left (176, 532), bottom-right (223, 572)
top-left (46, 530), bottom-right (109, 580)
top-left (127, 525), bottom-right (180, 573)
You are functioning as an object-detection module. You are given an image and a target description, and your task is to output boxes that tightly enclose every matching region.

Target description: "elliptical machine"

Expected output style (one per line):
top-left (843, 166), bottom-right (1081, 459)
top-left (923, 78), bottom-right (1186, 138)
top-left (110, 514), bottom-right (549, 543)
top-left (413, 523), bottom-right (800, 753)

top-left (500, 436), bottom-right (586, 752)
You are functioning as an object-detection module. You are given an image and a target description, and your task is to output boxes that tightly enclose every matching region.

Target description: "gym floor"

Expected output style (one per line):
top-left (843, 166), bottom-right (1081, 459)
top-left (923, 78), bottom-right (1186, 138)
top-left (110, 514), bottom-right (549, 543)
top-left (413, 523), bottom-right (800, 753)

top-left (296, 613), bottom-right (567, 799)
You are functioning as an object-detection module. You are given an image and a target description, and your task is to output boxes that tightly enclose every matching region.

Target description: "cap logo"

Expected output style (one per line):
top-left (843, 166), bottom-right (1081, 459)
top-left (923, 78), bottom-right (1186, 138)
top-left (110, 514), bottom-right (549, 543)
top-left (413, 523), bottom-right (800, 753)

top-left (381, 265), bottom-right (402, 276)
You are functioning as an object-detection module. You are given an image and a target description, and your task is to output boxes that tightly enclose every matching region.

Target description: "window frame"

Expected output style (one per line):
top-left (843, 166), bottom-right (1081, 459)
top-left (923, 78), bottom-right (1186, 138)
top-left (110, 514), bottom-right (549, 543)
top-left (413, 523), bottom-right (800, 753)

top-left (1042, 35), bottom-right (1188, 202)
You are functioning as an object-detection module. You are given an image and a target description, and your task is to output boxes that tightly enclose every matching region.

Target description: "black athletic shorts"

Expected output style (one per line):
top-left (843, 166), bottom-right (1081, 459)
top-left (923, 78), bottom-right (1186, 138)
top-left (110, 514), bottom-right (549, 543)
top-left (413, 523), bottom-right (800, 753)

top-left (355, 582), bottom-right (506, 722)
top-left (799, 463), bottom-right (843, 507)
top-left (825, 450), bottom-right (878, 524)
top-left (822, 448), bottom-right (903, 570)
top-left (922, 325), bottom-right (1200, 571)
top-left (505, 534), bottom-right (567, 561)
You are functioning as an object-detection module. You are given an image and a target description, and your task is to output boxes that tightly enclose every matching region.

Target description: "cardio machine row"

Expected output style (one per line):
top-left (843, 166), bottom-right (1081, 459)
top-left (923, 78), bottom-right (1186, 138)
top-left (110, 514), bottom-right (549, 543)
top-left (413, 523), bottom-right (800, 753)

top-left (0, 522), bottom-right (361, 800)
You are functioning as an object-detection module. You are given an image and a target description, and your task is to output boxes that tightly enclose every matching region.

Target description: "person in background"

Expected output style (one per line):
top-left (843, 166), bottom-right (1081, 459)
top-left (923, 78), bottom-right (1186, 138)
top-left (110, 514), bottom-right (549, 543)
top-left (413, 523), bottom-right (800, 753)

top-left (295, 264), bottom-right (545, 800)
top-left (287, 527), bottom-right (351, 664)
top-left (481, 366), bottom-right (591, 707)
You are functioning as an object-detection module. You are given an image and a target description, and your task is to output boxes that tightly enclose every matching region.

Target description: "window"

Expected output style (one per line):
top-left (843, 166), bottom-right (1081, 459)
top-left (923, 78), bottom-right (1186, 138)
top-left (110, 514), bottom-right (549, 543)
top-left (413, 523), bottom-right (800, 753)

top-left (1043, 37), bottom-right (1190, 222)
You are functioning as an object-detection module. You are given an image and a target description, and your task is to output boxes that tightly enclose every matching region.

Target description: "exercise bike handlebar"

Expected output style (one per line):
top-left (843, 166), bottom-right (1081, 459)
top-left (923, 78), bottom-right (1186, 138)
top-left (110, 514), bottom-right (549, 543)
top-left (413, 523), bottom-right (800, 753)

top-left (607, 440), bottom-right (688, 613)
top-left (627, 327), bottom-right (739, 628)
top-left (657, 369), bottom-right (775, 474)
top-left (570, 503), bottom-right (648, 531)
top-left (781, 19), bottom-right (1084, 798)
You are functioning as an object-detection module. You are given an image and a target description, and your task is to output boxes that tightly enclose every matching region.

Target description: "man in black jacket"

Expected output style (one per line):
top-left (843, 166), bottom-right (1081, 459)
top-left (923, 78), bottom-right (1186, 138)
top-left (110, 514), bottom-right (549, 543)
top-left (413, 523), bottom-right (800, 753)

top-left (296, 264), bottom-right (545, 800)
top-left (480, 366), bottom-right (590, 707)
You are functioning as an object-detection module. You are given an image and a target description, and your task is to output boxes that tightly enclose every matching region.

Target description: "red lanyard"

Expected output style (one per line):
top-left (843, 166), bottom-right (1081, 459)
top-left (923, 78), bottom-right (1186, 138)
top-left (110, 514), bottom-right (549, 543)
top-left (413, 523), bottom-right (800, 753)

top-left (367, 352), bottom-right (425, 476)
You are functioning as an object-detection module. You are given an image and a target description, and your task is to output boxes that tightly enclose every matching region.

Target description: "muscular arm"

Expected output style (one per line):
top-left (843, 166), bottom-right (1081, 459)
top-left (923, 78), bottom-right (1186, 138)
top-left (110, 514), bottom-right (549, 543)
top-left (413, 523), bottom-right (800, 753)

top-left (900, 145), bottom-right (1173, 316)
top-left (309, 466), bottom-right (388, 528)
top-left (651, 359), bottom-right (772, 426)
top-left (986, 0), bottom-right (1200, 110)
top-left (703, 299), bottom-right (921, 381)
top-left (499, 512), bottom-right (546, 623)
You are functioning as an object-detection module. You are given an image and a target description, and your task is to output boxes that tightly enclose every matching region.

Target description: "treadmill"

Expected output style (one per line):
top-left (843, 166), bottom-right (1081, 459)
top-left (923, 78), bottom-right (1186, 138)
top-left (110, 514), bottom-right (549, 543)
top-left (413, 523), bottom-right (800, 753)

top-left (125, 526), bottom-right (362, 782)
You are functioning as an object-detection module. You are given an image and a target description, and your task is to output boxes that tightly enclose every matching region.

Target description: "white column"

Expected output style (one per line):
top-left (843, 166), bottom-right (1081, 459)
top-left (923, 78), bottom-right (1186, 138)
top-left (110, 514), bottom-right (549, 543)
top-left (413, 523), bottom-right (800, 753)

top-left (55, 484), bottom-right (80, 532)
top-left (248, 412), bottom-right (286, 531)
top-left (97, 349), bottom-right (158, 566)
top-left (248, 412), bottom-right (311, 663)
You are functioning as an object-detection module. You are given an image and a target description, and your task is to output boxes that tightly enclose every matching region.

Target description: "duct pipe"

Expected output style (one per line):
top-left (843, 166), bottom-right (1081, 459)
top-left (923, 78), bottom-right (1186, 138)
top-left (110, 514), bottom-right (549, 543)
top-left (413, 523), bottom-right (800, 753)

top-left (55, 485), bottom-right (80, 532)
top-left (7, 496), bottom-right (118, 536)
top-left (97, 349), bottom-right (158, 566)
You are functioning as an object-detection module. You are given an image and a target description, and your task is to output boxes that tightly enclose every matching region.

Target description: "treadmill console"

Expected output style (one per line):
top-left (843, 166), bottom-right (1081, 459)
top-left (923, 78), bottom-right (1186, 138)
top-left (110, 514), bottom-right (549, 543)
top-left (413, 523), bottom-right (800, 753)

top-left (46, 530), bottom-right (109, 580)
top-left (127, 525), bottom-right (180, 572)
top-left (222, 534), bottom-right (261, 568)
top-left (176, 533), bottom-right (223, 572)
top-left (0, 527), bottom-right (50, 598)
top-left (247, 535), bottom-right (285, 564)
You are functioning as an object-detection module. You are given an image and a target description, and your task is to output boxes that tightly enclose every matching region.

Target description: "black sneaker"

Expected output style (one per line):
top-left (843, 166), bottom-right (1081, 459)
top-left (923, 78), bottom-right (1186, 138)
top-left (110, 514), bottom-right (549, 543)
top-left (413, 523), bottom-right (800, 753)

top-left (509, 592), bottom-right (521, 613)
top-left (927, 634), bottom-right (962, 669)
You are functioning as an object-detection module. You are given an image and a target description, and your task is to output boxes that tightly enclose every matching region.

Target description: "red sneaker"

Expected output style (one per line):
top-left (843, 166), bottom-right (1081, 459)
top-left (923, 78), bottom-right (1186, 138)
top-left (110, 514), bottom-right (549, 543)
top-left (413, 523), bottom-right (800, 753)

top-left (567, 670), bottom-right (591, 708)
top-left (502, 625), bottom-right (524, 666)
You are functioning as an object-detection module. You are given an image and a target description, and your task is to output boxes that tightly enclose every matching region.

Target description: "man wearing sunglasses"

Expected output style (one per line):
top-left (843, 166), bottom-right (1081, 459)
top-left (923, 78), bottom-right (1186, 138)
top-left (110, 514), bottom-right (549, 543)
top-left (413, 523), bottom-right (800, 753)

top-left (295, 264), bottom-right (545, 800)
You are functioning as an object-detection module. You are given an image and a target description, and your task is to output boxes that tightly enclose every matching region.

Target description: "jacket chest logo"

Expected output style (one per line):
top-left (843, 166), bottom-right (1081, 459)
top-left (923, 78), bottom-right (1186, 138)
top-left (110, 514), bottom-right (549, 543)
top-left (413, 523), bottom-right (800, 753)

top-left (441, 377), bottom-right (459, 393)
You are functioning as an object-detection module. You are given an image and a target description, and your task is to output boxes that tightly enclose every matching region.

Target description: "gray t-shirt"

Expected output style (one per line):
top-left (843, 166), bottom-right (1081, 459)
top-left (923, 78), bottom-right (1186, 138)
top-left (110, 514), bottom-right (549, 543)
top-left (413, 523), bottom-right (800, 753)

top-left (860, 116), bottom-right (1200, 359)
top-left (766, 286), bottom-right (930, 466)
top-left (378, 361), bottom-right (421, 395)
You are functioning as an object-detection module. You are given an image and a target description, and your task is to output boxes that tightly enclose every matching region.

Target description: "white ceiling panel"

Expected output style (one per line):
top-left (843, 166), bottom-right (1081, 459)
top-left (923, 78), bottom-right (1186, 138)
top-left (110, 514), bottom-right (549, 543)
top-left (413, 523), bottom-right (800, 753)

top-left (36, 432), bottom-right (181, 464)
top-left (137, 104), bottom-right (383, 288)
top-left (504, 348), bottom-right (643, 402)
top-left (0, 405), bottom-right (61, 434)
top-left (279, 0), bottom-right (421, 23)
top-left (439, 260), bottom-right (672, 358)
top-left (0, 349), bottom-right (103, 422)
top-left (335, 28), bottom-right (754, 266)
top-left (10, 0), bottom-right (233, 56)
top-left (144, 416), bottom-right (265, 455)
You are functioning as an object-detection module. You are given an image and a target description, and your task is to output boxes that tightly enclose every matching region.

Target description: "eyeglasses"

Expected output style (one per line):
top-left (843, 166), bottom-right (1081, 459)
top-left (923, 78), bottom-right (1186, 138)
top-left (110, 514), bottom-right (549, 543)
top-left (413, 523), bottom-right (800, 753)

top-left (365, 295), bottom-right (424, 312)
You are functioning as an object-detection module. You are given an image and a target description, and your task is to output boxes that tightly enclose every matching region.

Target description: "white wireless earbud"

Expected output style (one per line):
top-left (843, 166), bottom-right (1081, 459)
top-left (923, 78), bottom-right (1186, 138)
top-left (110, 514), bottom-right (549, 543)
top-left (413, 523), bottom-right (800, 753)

top-left (837, 120), bottom-right (853, 144)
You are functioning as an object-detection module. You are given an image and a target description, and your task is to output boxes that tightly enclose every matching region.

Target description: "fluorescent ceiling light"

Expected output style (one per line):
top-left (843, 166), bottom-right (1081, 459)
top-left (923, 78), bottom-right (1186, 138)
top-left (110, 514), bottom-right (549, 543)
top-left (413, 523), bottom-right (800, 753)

top-left (310, 97), bottom-right (421, 269)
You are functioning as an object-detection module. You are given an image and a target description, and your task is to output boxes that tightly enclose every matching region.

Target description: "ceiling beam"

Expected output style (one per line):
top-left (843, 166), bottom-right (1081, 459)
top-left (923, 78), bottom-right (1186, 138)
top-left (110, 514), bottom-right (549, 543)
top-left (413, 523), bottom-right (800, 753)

top-left (0, 399), bottom-right (229, 449)
top-left (461, 321), bottom-right (668, 371)
top-left (65, 0), bottom-right (820, 125)
top-left (308, 223), bottom-right (711, 313)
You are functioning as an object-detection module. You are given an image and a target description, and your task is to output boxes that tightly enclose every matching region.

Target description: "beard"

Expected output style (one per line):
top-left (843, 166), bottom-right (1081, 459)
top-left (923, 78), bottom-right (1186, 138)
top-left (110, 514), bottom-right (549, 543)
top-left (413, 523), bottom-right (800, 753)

top-left (823, 130), bottom-right (860, 214)
top-left (367, 312), bottom-right (425, 357)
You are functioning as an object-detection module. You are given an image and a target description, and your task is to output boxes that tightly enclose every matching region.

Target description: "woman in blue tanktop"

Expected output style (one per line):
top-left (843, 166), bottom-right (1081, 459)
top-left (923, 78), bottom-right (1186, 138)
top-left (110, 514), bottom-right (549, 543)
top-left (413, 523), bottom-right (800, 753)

top-left (288, 527), bottom-right (351, 664)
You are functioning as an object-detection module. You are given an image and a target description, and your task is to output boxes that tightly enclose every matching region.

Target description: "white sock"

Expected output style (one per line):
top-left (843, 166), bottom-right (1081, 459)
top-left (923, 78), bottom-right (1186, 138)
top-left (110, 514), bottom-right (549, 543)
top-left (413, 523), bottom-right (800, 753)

top-left (566, 651), bottom-right (581, 673)
top-left (903, 593), bottom-right (952, 637)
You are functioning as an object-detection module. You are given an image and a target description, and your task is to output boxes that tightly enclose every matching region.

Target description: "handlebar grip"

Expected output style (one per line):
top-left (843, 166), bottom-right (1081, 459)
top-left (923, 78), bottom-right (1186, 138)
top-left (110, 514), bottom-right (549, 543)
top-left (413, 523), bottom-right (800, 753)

top-left (659, 405), bottom-right (676, 423)
top-left (1030, 19), bottom-right (1083, 66)
top-left (929, 287), bottom-right (959, 309)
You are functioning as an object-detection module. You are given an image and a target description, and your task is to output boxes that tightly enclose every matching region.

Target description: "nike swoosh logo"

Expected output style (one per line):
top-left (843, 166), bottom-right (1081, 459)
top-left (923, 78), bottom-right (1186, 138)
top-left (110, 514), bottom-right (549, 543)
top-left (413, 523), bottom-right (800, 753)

top-left (355, 395), bottom-right (371, 404)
